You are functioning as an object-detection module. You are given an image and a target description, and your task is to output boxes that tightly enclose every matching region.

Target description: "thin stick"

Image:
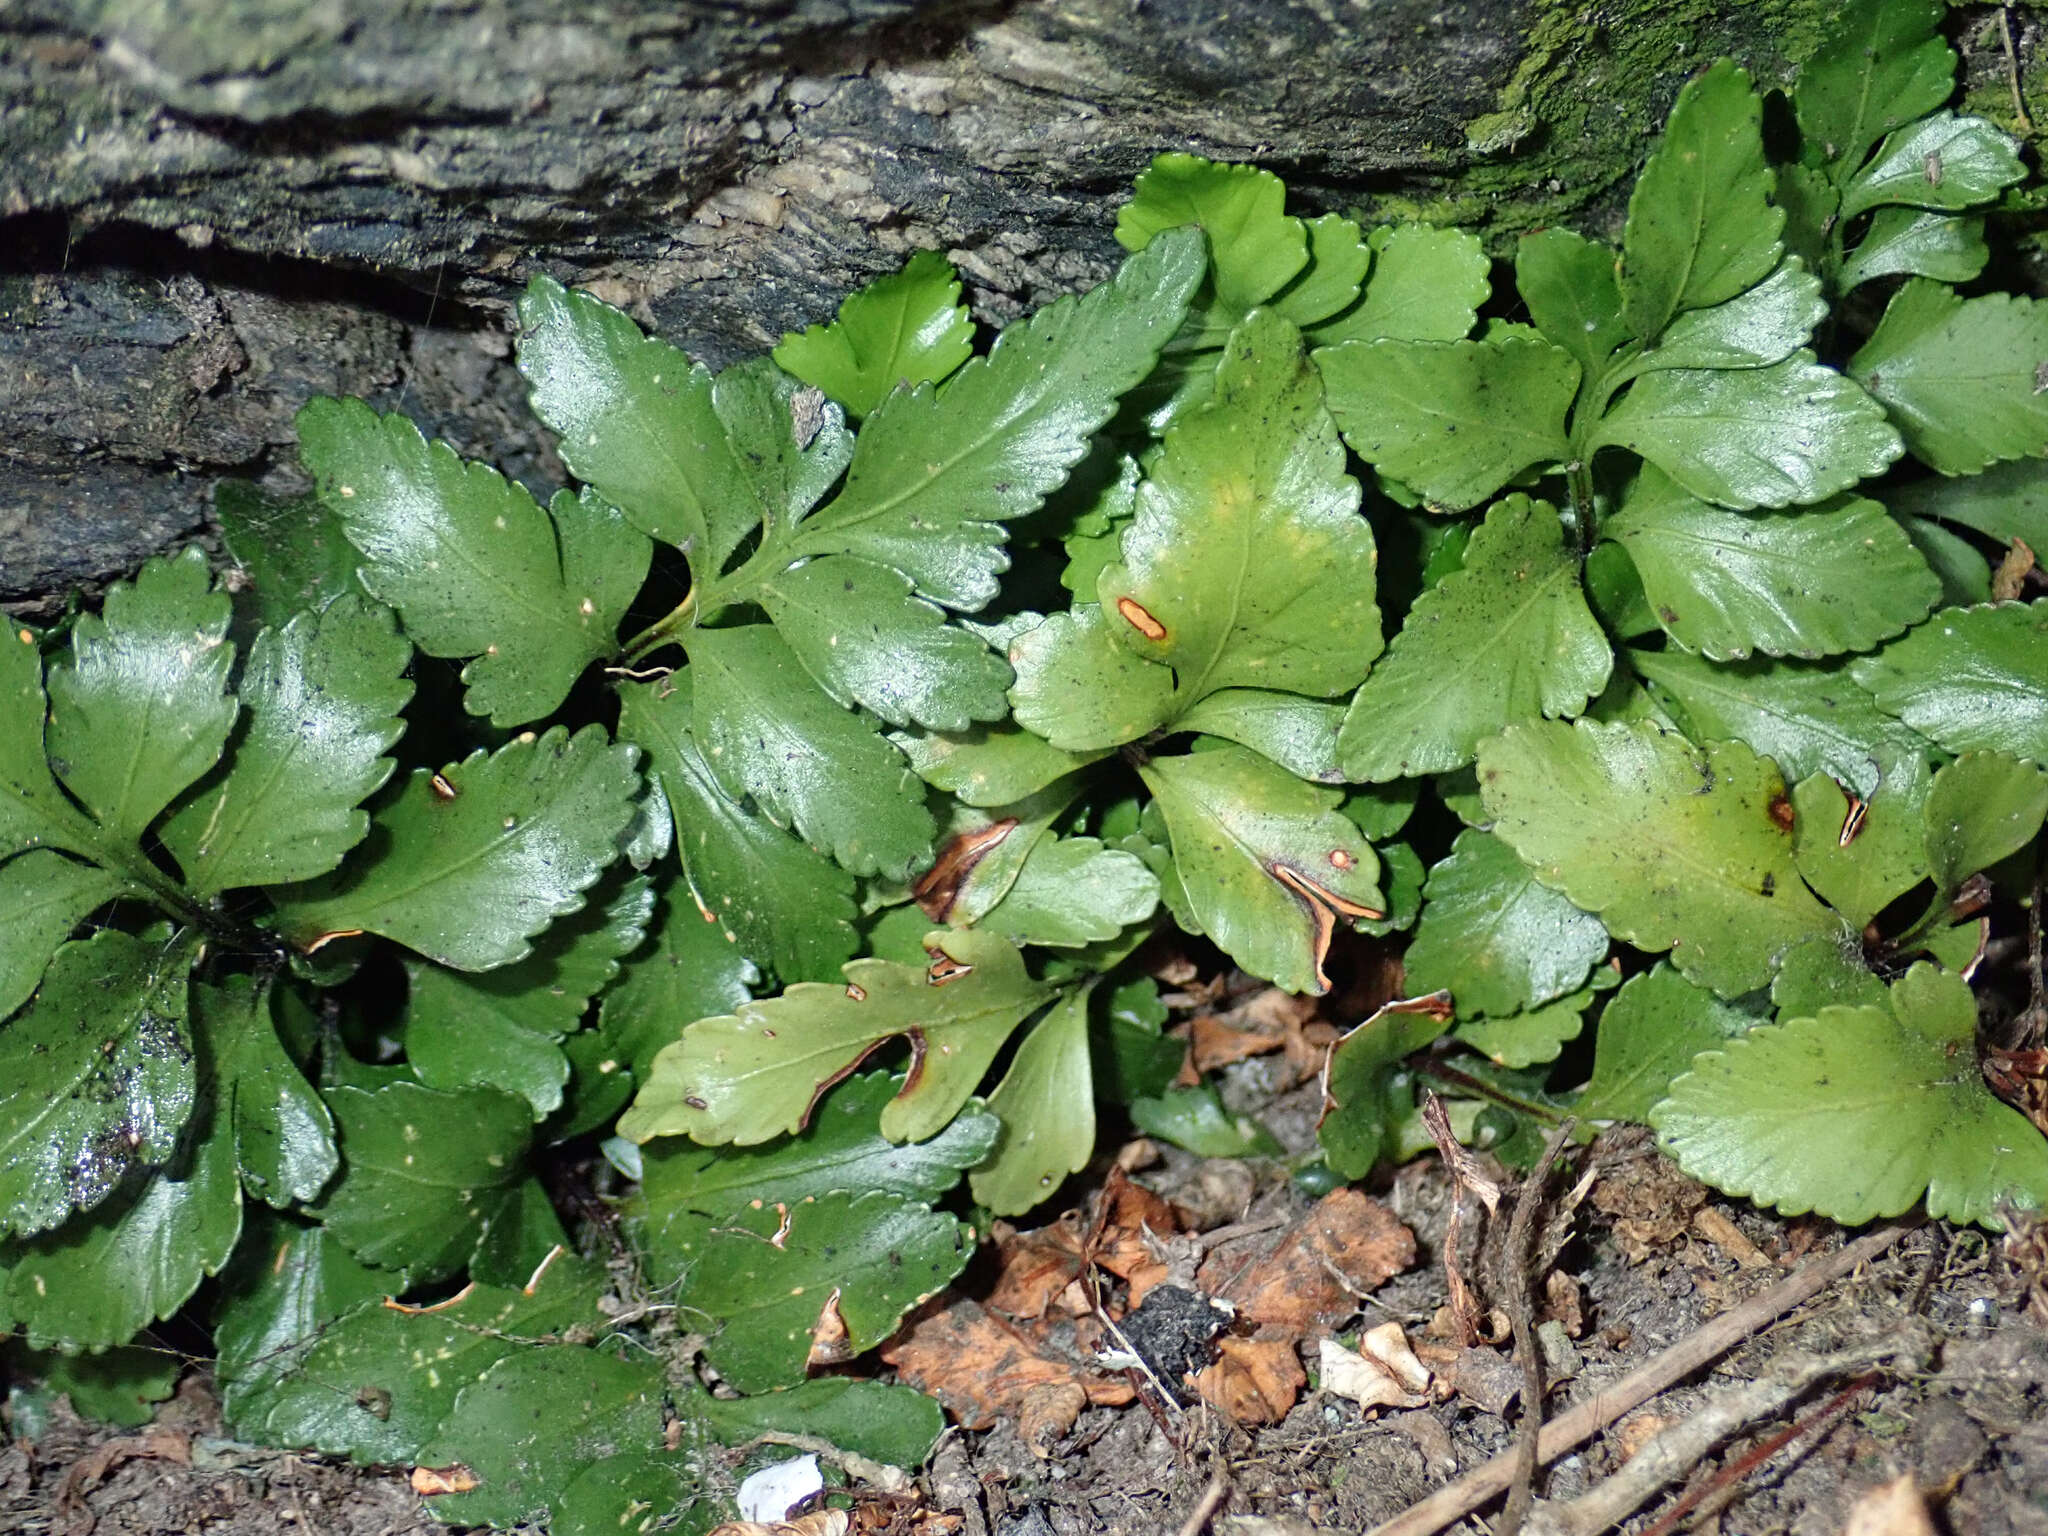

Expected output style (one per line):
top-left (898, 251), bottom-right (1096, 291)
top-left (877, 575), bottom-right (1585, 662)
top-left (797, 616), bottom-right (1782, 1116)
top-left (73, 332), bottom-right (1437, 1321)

top-left (1363, 1219), bottom-right (1918, 1536)
top-left (1175, 1470), bottom-right (1233, 1536)
top-left (1494, 1119), bottom-right (1578, 1536)
top-left (1528, 1341), bottom-right (1909, 1536)
top-left (2004, 6), bottom-right (2034, 135)
top-left (1634, 1370), bottom-right (1878, 1536)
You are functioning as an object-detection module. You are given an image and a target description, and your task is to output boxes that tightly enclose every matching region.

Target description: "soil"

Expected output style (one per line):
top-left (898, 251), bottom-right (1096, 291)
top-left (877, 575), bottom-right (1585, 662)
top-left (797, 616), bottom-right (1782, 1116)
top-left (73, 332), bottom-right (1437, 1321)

top-left (6, 1120), bottom-right (2048, 1536)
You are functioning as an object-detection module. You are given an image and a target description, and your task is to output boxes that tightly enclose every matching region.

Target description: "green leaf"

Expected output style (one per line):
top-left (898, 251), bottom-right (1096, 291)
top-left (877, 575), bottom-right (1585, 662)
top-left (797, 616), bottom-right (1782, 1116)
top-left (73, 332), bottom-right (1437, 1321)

top-left (894, 721), bottom-right (1103, 807)
top-left (1604, 471), bottom-right (1938, 660)
top-left (1404, 828), bottom-right (1609, 1017)
top-left (1339, 496), bottom-right (1611, 780)
top-left (1098, 310), bottom-right (1380, 702)
top-left (314, 1081), bottom-right (532, 1282)
top-left (248, 1250), bottom-right (605, 1464)
top-left (1922, 752), bottom-right (2048, 891)
top-left (1591, 353), bottom-right (1902, 510)
top-left (1515, 228), bottom-right (1627, 380)
top-left (415, 1346), bottom-right (668, 1530)
top-left (1576, 964), bottom-right (1761, 1125)
top-left (1848, 281), bottom-right (2048, 475)
top-left (9, 1344), bottom-right (181, 1428)
top-left (519, 277), bottom-right (850, 575)
top-left (1477, 719), bottom-right (1845, 996)
top-left (1271, 214), bottom-right (1373, 330)
top-left (1618, 61), bottom-right (1782, 340)
top-left (666, 1190), bottom-right (971, 1394)
top-left (757, 554), bottom-right (1013, 731)
top-left (978, 835), bottom-right (1158, 949)
top-left (1838, 209), bottom-right (1988, 291)
top-left (1177, 690), bottom-right (1346, 783)
top-left (1453, 988), bottom-right (1595, 1069)
top-left (205, 976), bottom-right (338, 1207)
top-left (1313, 224), bottom-right (1490, 346)
top-left (1888, 456), bottom-right (2048, 555)
top-left (1628, 259), bottom-right (1826, 374)
top-left (617, 675), bottom-right (858, 983)
top-left (969, 987), bottom-right (1095, 1214)
top-left (296, 398), bottom-right (650, 725)
top-left (1652, 964), bottom-right (2048, 1226)
top-left (0, 1094), bottom-right (241, 1350)
top-left (215, 481), bottom-right (363, 634)
top-left (0, 851), bottom-right (127, 1024)
top-left (1115, 154), bottom-right (1305, 318)
top-left (1790, 760), bottom-right (1932, 929)
top-left (159, 595), bottom-right (413, 895)
top-left (273, 724), bottom-right (640, 972)
top-left (630, 1073), bottom-right (995, 1281)
top-left (1772, 934), bottom-right (1889, 1016)
top-left (1317, 997), bottom-right (1454, 1178)
top-left (597, 887), bottom-right (758, 1079)
top-left (1006, 605), bottom-right (1179, 751)
top-left (1632, 647), bottom-right (1925, 797)
top-left (1838, 113), bottom-right (2024, 221)
top-left (774, 249), bottom-right (976, 418)
top-left (788, 230), bottom-right (1204, 610)
top-left (688, 623), bottom-right (935, 880)
top-left (551, 1456), bottom-right (707, 1536)
top-left (0, 626), bottom-right (95, 861)
top-left (1316, 337), bottom-right (1578, 511)
top-left (405, 878), bottom-right (653, 1117)
top-left (46, 549), bottom-right (236, 848)
top-left (699, 1379), bottom-right (944, 1471)
top-left (0, 931), bottom-right (196, 1239)
top-left (1894, 512), bottom-right (1992, 609)
top-left (212, 1215), bottom-right (388, 1434)
top-left (1128, 1084), bottom-right (1283, 1158)
top-left (1794, 0), bottom-right (1953, 174)
top-left (621, 927), bottom-right (1053, 1146)
top-left (1851, 600), bottom-right (2048, 759)
top-left (1140, 742), bottom-right (1383, 995)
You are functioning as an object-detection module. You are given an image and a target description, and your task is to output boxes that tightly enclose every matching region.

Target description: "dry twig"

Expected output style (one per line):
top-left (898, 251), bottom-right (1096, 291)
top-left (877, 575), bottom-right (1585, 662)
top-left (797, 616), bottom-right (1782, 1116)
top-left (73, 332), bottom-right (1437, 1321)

top-left (1524, 1331), bottom-right (1921, 1536)
top-left (1493, 1119), bottom-right (1579, 1536)
top-left (1363, 1219), bottom-right (1919, 1536)
top-left (1174, 1470), bottom-right (1234, 1536)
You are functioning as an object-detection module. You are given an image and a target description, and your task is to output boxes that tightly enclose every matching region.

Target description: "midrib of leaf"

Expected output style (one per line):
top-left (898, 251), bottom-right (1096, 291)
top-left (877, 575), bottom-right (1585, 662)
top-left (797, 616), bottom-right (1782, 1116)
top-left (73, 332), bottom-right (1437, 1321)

top-left (1397, 380), bottom-right (1560, 449)
top-left (1638, 662), bottom-right (1886, 768)
top-left (344, 787), bottom-right (581, 914)
top-left (1145, 762), bottom-right (1287, 879)
top-left (345, 1145), bottom-right (507, 1195)
top-left (1380, 560), bottom-right (1581, 706)
top-left (1172, 483), bottom-right (1256, 709)
top-left (178, 726), bottom-right (303, 893)
top-left (708, 994), bottom-right (1038, 1101)
top-left (693, 645), bottom-right (835, 785)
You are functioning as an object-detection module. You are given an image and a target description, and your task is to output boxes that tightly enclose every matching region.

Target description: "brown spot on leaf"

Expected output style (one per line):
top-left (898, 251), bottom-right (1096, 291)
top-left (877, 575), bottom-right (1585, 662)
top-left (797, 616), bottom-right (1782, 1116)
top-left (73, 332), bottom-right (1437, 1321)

top-left (429, 773), bottom-right (458, 801)
top-left (844, 982), bottom-right (867, 1002)
top-left (1838, 791), bottom-right (1868, 847)
top-left (912, 818), bottom-right (1018, 921)
top-left (925, 950), bottom-right (974, 985)
top-left (1115, 596), bottom-right (1168, 642)
top-left (1766, 792), bottom-right (1795, 834)
top-left (1268, 862), bottom-right (1386, 992)
top-left (1329, 848), bottom-right (1355, 871)
top-left (302, 928), bottom-right (364, 955)
top-left (411, 1465), bottom-right (480, 1497)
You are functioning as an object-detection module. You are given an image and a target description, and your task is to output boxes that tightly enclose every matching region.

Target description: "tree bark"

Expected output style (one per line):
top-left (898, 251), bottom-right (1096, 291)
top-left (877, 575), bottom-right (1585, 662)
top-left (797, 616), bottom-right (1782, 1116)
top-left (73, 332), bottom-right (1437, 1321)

top-left (0, 0), bottom-right (1972, 606)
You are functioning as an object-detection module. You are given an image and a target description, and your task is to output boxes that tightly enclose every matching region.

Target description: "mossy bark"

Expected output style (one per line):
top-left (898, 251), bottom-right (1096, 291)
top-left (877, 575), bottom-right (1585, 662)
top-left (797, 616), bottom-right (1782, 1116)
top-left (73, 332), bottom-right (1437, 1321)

top-left (0, 0), bottom-right (2036, 604)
